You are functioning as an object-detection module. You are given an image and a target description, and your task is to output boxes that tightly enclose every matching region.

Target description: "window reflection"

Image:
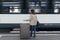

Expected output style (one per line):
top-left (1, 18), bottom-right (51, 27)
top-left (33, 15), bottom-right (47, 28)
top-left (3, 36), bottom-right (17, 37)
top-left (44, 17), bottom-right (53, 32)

top-left (54, 8), bottom-right (59, 13)
top-left (2, 0), bottom-right (20, 2)
top-left (29, 9), bottom-right (40, 13)
top-left (54, 1), bottom-right (60, 14)
top-left (35, 9), bottom-right (40, 13)
top-left (28, 2), bottom-right (40, 13)
top-left (10, 6), bottom-right (21, 13)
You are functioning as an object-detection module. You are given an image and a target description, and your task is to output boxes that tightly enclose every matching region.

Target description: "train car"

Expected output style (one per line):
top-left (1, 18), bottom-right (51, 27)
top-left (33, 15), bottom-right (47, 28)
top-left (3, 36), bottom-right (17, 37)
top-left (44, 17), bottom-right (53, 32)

top-left (0, 0), bottom-right (60, 32)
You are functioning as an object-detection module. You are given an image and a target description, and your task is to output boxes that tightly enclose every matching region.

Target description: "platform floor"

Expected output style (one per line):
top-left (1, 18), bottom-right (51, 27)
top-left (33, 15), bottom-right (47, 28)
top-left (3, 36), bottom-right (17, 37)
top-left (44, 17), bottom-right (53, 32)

top-left (1, 28), bottom-right (60, 40)
top-left (5, 28), bottom-right (60, 40)
top-left (0, 33), bottom-right (60, 40)
top-left (2, 30), bottom-right (60, 40)
top-left (20, 34), bottom-right (60, 40)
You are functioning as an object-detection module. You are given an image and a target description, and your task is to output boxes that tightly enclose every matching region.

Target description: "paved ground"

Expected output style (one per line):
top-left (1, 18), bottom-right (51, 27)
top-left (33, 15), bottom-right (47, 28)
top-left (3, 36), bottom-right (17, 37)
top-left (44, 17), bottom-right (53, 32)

top-left (20, 34), bottom-right (60, 40)
top-left (1, 33), bottom-right (60, 40)
top-left (2, 33), bottom-right (59, 40)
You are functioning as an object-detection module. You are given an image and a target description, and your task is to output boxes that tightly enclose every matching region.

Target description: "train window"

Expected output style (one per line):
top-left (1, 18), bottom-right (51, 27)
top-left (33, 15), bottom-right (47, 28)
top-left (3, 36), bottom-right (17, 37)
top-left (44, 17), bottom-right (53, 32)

top-left (2, 0), bottom-right (20, 2)
top-left (41, 2), bottom-right (47, 14)
top-left (41, 2), bottom-right (46, 7)
top-left (9, 6), bottom-right (21, 13)
top-left (2, 1), bottom-right (22, 14)
top-left (54, 1), bottom-right (60, 14)
top-left (28, 2), bottom-right (40, 13)
top-left (41, 0), bottom-right (47, 2)
top-left (35, 9), bottom-right (40, 13)
top-left (54, 8), bottom-right (59, 13)
top-left (29, 9), bottom-right (40, 13)
top-left (55, 0), bottom-right (60, 1)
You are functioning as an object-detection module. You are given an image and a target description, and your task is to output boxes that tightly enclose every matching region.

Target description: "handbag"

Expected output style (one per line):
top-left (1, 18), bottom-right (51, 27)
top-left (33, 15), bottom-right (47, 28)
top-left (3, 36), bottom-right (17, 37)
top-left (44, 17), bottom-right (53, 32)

top-left (37, 21), bottom-right (39, 26)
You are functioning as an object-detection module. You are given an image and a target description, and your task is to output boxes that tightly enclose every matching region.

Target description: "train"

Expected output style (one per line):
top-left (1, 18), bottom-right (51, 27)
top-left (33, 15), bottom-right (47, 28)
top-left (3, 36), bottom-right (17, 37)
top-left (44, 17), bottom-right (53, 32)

top-left (0, 0), bottom-right (60, 32)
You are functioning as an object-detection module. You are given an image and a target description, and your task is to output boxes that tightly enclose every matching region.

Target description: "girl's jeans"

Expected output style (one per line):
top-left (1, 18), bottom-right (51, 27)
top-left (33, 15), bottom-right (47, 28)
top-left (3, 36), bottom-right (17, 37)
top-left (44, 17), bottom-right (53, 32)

top-left (30, 25), bottom-right (36, 37)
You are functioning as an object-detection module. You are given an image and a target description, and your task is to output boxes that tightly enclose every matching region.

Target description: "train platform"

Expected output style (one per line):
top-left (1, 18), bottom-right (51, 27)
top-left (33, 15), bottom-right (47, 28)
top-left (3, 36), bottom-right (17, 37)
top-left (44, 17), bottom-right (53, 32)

top-left (0, 33), bottom-right (60, 40)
